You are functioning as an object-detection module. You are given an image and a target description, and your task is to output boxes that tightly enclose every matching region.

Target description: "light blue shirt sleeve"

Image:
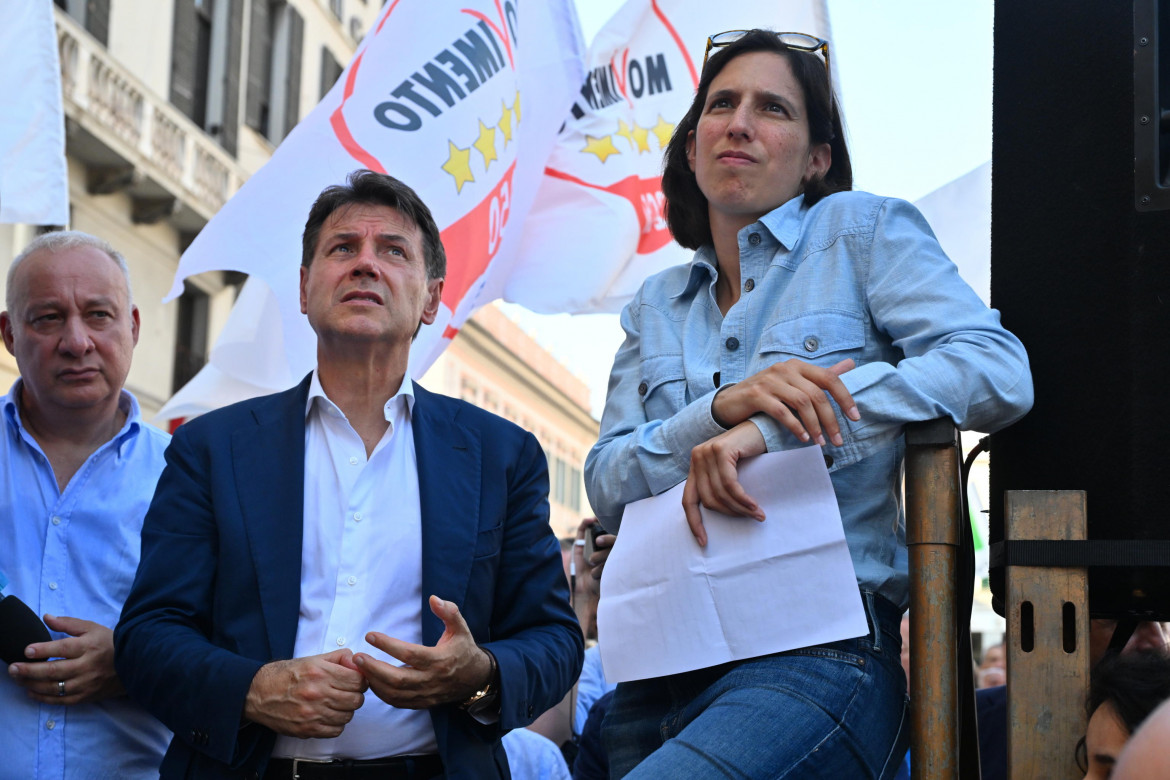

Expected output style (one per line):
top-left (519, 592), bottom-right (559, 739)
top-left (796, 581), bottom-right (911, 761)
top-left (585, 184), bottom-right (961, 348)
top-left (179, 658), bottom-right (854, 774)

top-left (585, 282), bottom-right (728, 531)
top-left (749, 197), bottom-right (1033, 466)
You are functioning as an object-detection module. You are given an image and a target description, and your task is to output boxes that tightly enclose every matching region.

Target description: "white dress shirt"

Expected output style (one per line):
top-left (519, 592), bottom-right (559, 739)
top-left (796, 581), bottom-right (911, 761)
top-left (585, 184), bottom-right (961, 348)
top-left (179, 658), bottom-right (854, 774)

top-left (272, 371), bottom-right (436, 760)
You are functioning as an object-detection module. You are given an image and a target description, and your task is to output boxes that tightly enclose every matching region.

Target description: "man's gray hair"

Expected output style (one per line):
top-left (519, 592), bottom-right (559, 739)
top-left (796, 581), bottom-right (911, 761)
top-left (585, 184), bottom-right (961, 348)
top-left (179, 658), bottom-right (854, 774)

top-left (6, 230), bottom-right (134, 313)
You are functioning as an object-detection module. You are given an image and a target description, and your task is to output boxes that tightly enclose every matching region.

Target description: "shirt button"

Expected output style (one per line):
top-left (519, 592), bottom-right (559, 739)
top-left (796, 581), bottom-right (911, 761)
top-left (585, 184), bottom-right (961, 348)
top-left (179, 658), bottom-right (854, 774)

top-left (336, 636), bottom-right (346, 646)
top-left (748, 232), bottom-right (761, 246)
top-left (46, 720), bottom-right (56, 730)
top-left (804, 336), bottom-right (819, 352)
top-left (48, 582), bottom-right (58, 590)
top-left (347, 576), bottom-right (357, 586)
top-left (349, 457), bottom-right (359, 466)
top-left (725, 337), bottom-right (740, 351)
top-left (744, 279), bottom-right (755, 292)
top-left (51, 516), bottom-right (61, 526)
top-left (353, 512), bottom-right (362, 522)
top-left (637, 381), bottom-right (648, 396)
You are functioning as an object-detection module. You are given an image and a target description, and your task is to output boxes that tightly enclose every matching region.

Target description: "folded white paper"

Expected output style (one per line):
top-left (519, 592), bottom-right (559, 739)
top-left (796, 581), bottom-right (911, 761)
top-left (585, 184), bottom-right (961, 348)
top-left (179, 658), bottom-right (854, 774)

top-left (597, 446), bottom-right (869, 683)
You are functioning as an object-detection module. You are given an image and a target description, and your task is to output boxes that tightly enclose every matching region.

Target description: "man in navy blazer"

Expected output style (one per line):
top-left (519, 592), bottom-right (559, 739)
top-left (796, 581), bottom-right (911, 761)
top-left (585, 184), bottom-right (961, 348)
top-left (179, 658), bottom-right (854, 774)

top-left (115, 171), bottom-right (583, 779)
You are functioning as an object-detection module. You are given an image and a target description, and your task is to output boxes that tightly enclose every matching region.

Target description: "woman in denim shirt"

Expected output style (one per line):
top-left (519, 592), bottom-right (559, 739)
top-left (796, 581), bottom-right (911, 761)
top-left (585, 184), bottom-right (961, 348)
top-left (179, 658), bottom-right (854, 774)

top-left (585, 30), bottom-right (1033, 779)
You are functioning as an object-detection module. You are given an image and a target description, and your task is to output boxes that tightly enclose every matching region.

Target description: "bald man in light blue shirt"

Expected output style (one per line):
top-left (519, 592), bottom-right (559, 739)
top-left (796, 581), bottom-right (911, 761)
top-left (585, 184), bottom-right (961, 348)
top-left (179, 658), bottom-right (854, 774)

top-left (1, 231), bottom-right (170, 779)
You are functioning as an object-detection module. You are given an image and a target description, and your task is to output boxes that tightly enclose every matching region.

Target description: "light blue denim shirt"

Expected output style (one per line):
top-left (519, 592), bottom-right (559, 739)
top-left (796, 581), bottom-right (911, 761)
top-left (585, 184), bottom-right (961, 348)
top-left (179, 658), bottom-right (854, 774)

top-left (1, 380), bottom-right (172, 779)
top-left (585, 191), bottom-right (1033, 609)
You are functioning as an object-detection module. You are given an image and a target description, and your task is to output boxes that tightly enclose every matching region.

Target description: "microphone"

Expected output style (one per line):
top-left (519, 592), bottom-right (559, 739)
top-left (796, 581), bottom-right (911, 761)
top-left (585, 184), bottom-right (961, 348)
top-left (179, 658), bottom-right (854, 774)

top-left (0, 595), bottom-right (51, 665)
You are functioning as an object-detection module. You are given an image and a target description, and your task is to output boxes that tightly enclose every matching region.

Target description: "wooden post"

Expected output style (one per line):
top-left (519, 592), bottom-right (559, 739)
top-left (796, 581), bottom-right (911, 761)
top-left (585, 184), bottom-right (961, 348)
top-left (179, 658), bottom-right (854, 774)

top-left (1004, 491), bottom-right (1089, 780)
top-left (905, 419), bottom-right (963, 780)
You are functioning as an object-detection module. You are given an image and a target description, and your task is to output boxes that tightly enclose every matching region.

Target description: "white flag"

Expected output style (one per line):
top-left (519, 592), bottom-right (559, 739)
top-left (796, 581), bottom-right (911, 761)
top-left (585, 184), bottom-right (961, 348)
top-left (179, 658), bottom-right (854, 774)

top-left (160, 0), bottom-right (585, 420)
top-left (507, 0), bottom-right (830, 314)
top-left (0, 2), bottom-right (68, 225)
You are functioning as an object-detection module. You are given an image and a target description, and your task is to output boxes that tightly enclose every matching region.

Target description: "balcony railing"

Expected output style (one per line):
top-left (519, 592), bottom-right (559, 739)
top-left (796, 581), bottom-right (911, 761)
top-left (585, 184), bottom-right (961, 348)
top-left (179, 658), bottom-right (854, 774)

top-left (55, 8), bottom-right (246, 226)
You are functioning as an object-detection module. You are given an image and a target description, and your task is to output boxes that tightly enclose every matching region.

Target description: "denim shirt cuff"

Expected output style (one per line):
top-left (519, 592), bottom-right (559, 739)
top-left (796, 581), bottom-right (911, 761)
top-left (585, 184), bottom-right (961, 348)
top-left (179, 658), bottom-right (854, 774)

top-left (659, 390), bottom-right (728, 475)
top-left (749, 412), bottom-right (869, 473)
top-left (749, 412), bottom-right (797, 454)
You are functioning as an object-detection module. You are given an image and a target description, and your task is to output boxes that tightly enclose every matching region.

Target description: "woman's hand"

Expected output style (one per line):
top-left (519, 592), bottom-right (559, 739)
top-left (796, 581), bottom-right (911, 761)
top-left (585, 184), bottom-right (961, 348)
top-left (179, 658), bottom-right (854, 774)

top-left (711, 358), bottom-right (859, 446)
top-left (682, 421), bottom-right (768, 547)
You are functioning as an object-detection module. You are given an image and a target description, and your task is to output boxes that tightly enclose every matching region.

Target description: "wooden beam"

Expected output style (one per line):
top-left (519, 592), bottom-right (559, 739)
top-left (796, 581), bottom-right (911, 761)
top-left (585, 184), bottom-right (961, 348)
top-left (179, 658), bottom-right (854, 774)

top-left (1005, 491), bottom-right (1089, 780)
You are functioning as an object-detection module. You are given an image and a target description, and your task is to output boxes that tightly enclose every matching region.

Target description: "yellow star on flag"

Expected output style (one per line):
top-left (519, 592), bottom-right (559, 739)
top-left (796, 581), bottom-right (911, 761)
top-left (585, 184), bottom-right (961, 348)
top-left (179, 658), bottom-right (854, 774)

top-left (442, 141), bottom-right (475, 193)
top-left (614, 119), bottom-right (635, 149)
top-left (631, 121), bottom-right (651, 153)
top-left (582, 134), bottom-right (620, 163)
top-left (651, 115), bottom-right (675, 149)
top-left (498, 100), bottom-right (514, 146)
top-left (473, 120), bottom-right (498, 171)
top-left (514, 90), bottom-right (522, 123)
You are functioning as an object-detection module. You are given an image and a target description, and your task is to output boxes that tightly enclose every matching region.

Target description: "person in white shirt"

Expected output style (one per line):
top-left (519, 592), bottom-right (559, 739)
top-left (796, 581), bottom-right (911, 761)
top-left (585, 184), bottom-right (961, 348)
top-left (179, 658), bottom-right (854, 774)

top-left (115, 170), bottom-right (583, 780)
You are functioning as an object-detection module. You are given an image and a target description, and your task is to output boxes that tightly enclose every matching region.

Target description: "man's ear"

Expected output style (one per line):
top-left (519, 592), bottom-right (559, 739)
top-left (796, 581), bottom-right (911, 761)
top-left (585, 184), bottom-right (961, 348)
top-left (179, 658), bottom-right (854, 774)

top-left (299, 265), bottom-right (309, 315)
top-left (0, 312), bottom-right (14, 357)
top-left (130, 305), bottom-right (141, 346)
top-left (420, 279), bottom-right (444, 326)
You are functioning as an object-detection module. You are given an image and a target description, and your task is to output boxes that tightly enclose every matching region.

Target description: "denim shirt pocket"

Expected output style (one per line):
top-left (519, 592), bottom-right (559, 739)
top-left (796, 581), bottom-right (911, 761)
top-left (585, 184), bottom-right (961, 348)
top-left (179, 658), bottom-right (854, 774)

top-left (638, 354), bottom-right (687, 421)
top-left (759, 310), bottom-right (867, 364)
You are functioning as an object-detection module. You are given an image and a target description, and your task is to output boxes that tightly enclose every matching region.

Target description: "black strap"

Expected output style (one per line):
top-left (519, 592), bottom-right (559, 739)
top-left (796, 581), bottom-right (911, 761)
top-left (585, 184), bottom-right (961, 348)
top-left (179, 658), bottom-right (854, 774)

top-left (989, 539), bottom-right (1170, 569)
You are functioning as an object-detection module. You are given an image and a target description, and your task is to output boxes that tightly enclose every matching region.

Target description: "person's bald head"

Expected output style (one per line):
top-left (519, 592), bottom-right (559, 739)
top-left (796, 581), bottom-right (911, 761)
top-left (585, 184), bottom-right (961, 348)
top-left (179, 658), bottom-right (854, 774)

top-left (7, 231), bottom-right (133, 315)
top-left (2, 231), bottom-right (139, 427)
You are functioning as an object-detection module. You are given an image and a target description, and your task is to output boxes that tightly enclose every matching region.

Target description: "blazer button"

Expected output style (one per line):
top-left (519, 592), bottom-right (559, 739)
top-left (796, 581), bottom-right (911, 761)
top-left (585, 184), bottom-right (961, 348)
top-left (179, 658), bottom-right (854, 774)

top-left (725, 337), bottom-right (739, 351)
top-left (637, 381), bottom-right (648, 396)
top-left (527, 704), bottom-right (535, 718)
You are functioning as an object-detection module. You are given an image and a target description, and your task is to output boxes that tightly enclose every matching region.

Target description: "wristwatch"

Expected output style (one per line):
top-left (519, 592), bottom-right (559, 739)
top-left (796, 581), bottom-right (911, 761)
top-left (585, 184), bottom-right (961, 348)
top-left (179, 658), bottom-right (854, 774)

top-left (460, 648), bottom-right (500, 712)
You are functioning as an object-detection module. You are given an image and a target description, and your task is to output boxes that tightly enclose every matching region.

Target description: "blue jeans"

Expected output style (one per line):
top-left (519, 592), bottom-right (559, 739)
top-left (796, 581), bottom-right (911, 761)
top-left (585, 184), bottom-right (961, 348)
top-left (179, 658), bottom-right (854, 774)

top-left (602, 592), bottom-right (909, 779)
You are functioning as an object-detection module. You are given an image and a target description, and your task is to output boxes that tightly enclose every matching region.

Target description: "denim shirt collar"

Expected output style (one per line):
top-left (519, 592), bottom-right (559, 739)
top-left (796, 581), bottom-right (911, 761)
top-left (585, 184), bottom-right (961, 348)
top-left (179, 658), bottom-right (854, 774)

top-left (671, 249), bottom-right (719, 299)
top-left (759, 193), bottom-right (811, 253)
top-left (669, 194), bottom-right (812, 299)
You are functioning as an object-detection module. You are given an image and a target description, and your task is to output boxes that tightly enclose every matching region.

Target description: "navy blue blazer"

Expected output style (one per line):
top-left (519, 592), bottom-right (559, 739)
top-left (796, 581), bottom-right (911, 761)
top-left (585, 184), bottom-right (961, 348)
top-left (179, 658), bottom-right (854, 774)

top-left (115, 377), bottom-right (583, 779)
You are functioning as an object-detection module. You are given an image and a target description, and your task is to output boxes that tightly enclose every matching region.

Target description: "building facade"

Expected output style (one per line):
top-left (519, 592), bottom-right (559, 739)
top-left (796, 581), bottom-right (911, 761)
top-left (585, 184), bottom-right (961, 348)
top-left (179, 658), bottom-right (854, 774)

top-left (0, 0), bottom-right (597, 538)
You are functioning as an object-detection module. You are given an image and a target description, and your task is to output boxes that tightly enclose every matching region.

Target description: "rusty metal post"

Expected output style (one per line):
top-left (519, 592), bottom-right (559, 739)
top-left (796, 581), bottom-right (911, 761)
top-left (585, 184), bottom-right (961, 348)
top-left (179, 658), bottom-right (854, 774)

top-left (905, 419), bottom-right (963, 780)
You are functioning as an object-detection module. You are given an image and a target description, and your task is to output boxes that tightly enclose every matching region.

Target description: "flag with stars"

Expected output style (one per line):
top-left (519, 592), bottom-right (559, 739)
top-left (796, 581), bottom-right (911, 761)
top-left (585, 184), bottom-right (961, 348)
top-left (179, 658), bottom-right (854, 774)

top-left (158, 0), bottom-right (585, 420)
top-left (505, 0), bottom-right (830, 314)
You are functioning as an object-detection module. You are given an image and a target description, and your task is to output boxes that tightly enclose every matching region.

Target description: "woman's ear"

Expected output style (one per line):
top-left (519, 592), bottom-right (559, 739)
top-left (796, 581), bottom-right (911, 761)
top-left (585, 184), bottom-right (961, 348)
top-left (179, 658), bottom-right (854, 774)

top-left (803, 142), bottom-right (832, 183)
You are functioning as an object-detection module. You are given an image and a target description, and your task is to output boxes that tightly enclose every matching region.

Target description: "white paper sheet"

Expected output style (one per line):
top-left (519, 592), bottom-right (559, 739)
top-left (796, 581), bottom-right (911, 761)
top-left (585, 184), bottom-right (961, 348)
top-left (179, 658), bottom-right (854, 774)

top-left (597, 446), bottom-right (869, 683)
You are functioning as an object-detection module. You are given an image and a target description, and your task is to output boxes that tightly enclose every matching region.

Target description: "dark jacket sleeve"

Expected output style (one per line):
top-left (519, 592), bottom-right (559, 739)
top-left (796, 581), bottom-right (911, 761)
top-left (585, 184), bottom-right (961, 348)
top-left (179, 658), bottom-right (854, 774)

top-left (479, 430), bottom-right (584, 730)
top-left (115, 421), bottom-right (269, 770)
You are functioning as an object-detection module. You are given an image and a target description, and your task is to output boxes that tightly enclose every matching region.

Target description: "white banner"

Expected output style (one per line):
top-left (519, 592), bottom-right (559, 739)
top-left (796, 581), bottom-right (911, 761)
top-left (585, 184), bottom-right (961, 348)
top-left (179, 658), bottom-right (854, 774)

top-left (0, 2), bottom-right (68, 226)
top-left (160, 0), bottom-right (586, 420)
top-left (506, 0), bottom-right (830, 314)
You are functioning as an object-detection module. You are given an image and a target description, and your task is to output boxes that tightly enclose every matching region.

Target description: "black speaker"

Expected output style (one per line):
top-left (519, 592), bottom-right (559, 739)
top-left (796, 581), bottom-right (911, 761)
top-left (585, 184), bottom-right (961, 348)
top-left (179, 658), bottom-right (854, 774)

top-left (989, 0), bottom-right (1170, 618)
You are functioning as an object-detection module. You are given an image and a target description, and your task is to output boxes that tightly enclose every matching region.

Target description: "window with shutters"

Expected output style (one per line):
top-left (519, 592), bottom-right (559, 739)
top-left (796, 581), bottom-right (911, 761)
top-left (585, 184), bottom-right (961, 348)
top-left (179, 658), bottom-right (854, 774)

top-left (319, 47), bottom-right (343, 101)
top-left (245, 1), bottom-right (304, 143)
top-left (56, 0), bottom-right (110, 46)
top-left (170, 0), bottom-right (244, 155)
top-left (172, 282), bottom-right (211, 393)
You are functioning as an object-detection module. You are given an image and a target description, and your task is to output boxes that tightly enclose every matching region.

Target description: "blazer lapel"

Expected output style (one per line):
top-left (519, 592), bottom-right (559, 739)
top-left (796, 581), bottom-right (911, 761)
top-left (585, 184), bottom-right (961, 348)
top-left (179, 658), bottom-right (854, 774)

top-left (233, 377), bottom-right (310, 660)
top-left (412, 382), bottom-right (481, 646)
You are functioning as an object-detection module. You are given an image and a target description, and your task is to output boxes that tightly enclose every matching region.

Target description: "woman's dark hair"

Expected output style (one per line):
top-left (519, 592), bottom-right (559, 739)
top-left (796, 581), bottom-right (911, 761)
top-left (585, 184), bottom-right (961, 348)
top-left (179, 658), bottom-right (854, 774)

top-left (661, 29), bottom-right (852, 250)
top-left (301, 169), bottom-right (446, 280)
top-left (1074, 651), bottom-right (1170, 771)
